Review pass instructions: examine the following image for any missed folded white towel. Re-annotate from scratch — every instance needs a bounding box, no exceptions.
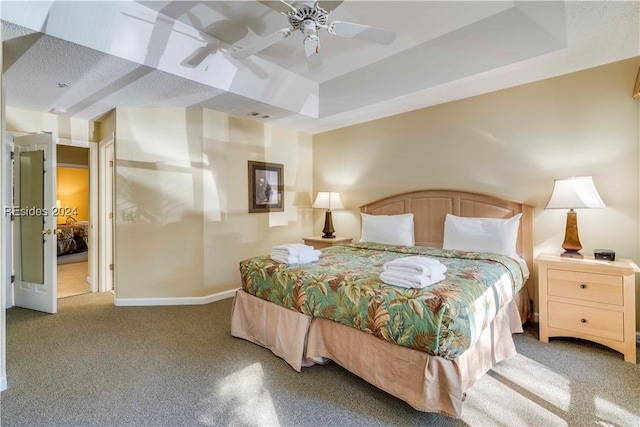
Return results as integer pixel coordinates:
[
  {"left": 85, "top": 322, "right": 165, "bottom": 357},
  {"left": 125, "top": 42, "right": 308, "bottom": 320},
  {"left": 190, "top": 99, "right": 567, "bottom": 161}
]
[
  {"left": 270, "top": 243, "right": 321, "bottom": 264},
  {"left": 380, "top": 270, "right": 446, "bottom": 289},
  {"left": 383, "top": 256, "right": 447, "bottom": 276},
  {"left": 271, "top": 243, "right": 318, "bottom": 258},
  {"left": 270, "top": 253, "right": 320, "bottom": 264},
  {"left": 383, "top": 262, "right": 447, "bottom": 276}
]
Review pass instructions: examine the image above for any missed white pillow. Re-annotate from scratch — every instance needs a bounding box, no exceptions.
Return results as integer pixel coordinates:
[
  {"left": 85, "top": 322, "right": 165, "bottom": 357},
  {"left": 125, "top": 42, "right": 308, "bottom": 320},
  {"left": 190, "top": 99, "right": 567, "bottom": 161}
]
[
  {"left": 359, "top": 213, "right": 415, "bottom": 246},
  {"left": 442, "top": 213, "right": 522, "bottom": 257}
]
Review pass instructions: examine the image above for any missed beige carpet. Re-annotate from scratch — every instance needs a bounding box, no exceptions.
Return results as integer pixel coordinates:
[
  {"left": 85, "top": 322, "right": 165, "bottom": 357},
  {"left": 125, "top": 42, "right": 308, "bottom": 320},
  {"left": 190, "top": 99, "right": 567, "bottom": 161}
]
[{"left": 1, "top": 292, "right": 639, "bottom": 426}]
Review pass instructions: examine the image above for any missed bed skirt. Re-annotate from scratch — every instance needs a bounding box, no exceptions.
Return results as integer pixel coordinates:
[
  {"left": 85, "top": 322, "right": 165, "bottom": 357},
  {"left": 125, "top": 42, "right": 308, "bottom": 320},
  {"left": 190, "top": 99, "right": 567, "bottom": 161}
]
[{"left": 230, "top": 289, "right": 523, "bottom": 418}]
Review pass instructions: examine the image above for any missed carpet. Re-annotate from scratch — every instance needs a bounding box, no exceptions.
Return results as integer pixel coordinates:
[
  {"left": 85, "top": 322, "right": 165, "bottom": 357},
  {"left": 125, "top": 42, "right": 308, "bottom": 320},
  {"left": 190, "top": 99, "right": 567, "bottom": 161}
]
[{"left": 1, "top": 292, "right": 639, "bottom": 426}]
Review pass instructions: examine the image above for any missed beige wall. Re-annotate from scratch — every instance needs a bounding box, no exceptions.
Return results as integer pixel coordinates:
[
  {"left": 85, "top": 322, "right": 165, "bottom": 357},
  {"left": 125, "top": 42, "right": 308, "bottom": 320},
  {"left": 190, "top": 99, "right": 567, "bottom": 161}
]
[
  {"left": 313, "top": 58, "right": 640, "bottom": 328},
  {"left": 98, "top": 109, "right": 116, "bottom": 141},
  {"left": 5, "top": 107, "right": 98, "bottom": 142},
  {"left": 114, "top": 107, "right": 313, "bottom": 299}
]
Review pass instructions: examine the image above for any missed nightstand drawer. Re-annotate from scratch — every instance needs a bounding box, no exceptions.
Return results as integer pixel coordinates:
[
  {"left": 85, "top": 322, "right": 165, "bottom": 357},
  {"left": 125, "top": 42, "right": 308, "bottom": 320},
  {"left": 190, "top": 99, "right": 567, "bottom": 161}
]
[
  {"left": 548, "top": 301, "right": 624, "bottom": 342},
  {"left": 547, "top": 269, "right": 623, "bottom": 305}
]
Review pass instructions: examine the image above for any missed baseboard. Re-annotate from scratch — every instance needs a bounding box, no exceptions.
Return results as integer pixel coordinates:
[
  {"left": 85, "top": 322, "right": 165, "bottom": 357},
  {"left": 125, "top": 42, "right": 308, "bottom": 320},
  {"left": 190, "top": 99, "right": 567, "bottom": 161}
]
[
  {"left": 1, "top": 375, "right": 7, "bottom": 391},
  {"left": 114, "top": 288, "right": 238, "bottom": 307}
]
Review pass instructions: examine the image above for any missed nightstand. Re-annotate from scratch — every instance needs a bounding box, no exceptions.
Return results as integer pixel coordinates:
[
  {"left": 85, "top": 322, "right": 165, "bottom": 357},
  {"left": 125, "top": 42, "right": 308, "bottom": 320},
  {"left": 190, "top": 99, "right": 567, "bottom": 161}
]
[
  {"left": 303, "top": 236, "right": 352, "bottom": 250},
  {"left": 537, "top": 253, "right": 638, "bottom": 363}
]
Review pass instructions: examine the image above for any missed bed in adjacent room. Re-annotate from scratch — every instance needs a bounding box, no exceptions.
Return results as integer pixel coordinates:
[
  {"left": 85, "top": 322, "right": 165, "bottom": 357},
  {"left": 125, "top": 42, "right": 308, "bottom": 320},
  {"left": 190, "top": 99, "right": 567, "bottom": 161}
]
[{"left": 231, "top": 190, "right": 533, "bottom": 418}]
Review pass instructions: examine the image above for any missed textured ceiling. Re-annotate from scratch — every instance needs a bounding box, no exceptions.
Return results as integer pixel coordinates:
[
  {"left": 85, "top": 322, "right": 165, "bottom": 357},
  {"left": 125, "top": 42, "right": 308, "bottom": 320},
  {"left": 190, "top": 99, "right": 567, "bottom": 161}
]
[{"left": 2, "top": 1, "right": 639, "bottom": 134}]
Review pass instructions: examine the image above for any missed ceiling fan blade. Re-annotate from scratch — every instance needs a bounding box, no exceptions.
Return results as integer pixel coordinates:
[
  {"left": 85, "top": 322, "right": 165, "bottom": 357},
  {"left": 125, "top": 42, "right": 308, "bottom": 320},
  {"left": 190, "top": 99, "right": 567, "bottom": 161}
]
[
  {"left": 328, "top": 21, "right": 396, "bottom": 45},
  {"left": 316, "top": 1, "right": 344, "bottom": 13},
  {"left": 181, "top": 44, "right": 217, "bottom": 67},
  {"left": 259, "top": 1, "right": 296, "bottom": 14},
  {"left": 304, "top": 35, "right": 323, "bottom": 73},
  {"left": 231, "top": 28, "right": 291, "bottom": 60}
]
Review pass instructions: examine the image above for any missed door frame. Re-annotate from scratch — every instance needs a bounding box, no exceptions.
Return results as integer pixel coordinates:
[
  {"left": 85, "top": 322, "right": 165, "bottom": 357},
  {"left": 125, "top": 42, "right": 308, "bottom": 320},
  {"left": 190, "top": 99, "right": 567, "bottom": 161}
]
[
  {"left": 56, "top": 137, "right": 99, "bottom": 293},
  {"left": 98, "top": 133, "right": 114, "bottom": 293}
]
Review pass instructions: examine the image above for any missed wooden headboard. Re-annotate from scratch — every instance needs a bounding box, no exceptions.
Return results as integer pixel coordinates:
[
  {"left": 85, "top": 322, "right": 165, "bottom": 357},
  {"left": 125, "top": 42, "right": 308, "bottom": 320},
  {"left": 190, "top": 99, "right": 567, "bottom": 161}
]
[{"left": 360, "top": 190, "right": 534, "bottom": 278}]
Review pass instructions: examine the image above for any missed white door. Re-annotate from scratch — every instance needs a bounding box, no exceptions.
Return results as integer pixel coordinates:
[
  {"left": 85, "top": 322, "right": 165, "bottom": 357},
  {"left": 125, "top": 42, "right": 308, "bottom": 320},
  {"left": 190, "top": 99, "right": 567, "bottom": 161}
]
[{"left": 13, "top": 133, "right": 57, "bottom": 314}]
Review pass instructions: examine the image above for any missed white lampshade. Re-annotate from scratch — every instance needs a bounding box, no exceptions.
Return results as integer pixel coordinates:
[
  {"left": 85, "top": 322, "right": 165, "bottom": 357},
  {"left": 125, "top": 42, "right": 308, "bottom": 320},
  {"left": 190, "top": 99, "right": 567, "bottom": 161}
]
[
  {"left": 545, "top": 176, "right": 605, "bottom": 210},
  {"left": 312, "top": 191, "right": 344, "bottom": 211}
]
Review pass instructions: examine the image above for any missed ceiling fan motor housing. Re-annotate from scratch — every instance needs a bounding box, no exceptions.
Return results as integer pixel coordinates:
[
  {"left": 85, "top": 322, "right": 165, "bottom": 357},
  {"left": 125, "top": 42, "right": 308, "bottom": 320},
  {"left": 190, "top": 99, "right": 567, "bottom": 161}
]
[{"left": 288, "top": 5, "right": 328, "bottom": 33}]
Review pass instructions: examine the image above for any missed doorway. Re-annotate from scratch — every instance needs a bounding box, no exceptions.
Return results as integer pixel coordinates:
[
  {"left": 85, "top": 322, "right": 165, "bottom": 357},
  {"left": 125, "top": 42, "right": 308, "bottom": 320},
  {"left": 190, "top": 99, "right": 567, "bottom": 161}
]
[
  {"left": 56, "top": 145, "right": 90, "bottom": 298},
  {"left": 7, "top": 133, "right": 105, "bottom": 309}
]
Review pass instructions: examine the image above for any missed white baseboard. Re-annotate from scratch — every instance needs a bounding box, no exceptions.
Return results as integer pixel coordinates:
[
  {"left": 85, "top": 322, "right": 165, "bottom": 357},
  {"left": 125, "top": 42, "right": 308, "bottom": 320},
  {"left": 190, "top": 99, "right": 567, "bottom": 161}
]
[
  {"left": 114, "top": 288, "right": 238, "bottom": 307},
  {"left": 1, "top": 375, "right": 7, "bottom": 391}
]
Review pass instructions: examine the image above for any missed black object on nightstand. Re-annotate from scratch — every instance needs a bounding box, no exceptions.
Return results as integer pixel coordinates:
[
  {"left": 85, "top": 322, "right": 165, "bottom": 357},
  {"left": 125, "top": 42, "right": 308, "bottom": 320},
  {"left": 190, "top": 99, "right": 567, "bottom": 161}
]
[{"left": 594, "top": 249, "right": 615, "bottom": 261}]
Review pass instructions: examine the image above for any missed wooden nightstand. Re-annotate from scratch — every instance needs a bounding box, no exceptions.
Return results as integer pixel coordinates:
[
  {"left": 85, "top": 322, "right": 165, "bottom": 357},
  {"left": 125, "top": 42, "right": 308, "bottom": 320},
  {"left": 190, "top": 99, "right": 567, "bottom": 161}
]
[
  {"left": 303, "top": 236, "right": 352, "bottom": 250},
  {"left": 537, "top": 253, "right": 639, "bottom": 363}
]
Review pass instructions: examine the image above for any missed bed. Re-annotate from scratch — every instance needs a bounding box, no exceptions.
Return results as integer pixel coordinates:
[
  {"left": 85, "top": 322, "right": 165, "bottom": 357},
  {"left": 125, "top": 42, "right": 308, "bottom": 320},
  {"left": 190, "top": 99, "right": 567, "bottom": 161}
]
[
  {"left": 231, "top": 190, "right": 533, "bottom": 417},
  {"left": 56, "top": 220, "right": 89, "bottom": 256}
]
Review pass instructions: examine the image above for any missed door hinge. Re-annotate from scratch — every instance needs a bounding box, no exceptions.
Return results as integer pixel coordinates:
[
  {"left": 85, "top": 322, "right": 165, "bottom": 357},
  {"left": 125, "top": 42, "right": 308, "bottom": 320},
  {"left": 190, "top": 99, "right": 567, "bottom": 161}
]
[
  {"left": 109, "top": 212, "right": 113, "bottom": 219},
  {"left": 10, "top": 151, "right": 14, "bottom": 160},
  {"left": 11, "top": 274, "right": 15, "bottom": 283},
  {"left": 109, "top": 160, "right": 113, "bottom": 167},
  {"left": 109, "top": 263, "right": 114, "bottom": 271}
]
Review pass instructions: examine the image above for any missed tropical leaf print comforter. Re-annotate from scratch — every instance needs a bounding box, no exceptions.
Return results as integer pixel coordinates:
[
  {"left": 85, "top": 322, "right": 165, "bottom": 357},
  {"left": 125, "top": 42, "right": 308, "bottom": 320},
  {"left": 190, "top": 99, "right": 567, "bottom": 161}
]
[{"left": 239, "top": 242, "right": 525, "bottom": 360}]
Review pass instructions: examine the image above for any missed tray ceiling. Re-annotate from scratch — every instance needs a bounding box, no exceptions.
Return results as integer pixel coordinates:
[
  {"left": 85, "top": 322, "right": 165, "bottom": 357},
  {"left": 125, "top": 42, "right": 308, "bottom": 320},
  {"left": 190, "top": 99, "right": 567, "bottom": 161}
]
[{"left": 2, "top": 1, "right": 638, "bottom": 134}]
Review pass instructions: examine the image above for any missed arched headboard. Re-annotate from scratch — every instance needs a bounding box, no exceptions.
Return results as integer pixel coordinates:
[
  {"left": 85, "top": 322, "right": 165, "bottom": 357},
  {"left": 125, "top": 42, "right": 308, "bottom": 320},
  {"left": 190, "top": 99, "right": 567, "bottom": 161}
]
[{"left": 360, "top": 189, "right": 534, "bottom": 285}]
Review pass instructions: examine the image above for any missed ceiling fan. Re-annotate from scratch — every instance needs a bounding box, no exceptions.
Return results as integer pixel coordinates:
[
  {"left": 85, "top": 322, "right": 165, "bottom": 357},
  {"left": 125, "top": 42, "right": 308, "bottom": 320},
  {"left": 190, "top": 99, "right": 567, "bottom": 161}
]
[{"left": 231, "top": 0, "right": 396, "bottom": 72}]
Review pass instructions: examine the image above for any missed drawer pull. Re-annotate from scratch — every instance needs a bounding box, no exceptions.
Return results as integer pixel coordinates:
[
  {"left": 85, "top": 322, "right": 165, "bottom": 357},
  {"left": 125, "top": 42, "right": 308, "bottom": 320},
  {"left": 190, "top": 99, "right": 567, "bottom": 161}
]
[
  {"left": 579, "top": 284, "right": 587, "bottom": 289},
  {"left": 580, "top": 318, "right": 587, "bottom": 323}
]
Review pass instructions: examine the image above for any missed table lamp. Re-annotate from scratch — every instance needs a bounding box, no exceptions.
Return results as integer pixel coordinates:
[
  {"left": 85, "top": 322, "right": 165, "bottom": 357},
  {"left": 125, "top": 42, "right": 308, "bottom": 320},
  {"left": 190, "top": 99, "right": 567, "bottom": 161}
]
[
  {"left": 545, "top": 176, "right": 605, "bottom": 258},
  {"left": 312, "top": 191, "right": 344, "bottom": 238}
]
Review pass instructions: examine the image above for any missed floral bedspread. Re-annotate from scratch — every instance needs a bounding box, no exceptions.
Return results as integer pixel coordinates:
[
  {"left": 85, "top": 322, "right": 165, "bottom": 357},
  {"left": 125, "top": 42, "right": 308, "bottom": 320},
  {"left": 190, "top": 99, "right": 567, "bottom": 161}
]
[{"left": 239, "top": 242, "right": 525, "bottom": 359}]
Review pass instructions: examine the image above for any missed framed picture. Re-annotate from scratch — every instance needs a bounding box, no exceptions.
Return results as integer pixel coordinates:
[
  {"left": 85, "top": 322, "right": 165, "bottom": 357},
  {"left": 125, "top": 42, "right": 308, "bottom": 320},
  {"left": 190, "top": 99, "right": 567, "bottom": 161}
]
[
  {"left": 634, "top": 66, "right": 640, "bottom": 99},
  {"left": 248, "top": 161, "right": 284, "bottom": 213}
]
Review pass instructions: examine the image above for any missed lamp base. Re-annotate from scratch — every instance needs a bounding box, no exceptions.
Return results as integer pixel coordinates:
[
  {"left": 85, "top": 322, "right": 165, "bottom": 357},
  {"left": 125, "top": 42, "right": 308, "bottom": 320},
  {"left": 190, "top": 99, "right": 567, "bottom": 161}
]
[
  {"left": 560, "top": 250, "right": 583, "bottom": 259},
  {"left": 561, "top": 210, "right": 583, "bottom": 257},
  {"left": 321, "top": 211, "right": 336, "bottom": 239}
]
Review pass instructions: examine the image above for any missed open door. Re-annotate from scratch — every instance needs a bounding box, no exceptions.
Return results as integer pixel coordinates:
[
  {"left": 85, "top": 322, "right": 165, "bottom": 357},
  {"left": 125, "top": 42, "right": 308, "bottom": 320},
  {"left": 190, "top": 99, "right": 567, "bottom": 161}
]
[{"left": 13, "top": 133, "right": 57, "bottom": 314}]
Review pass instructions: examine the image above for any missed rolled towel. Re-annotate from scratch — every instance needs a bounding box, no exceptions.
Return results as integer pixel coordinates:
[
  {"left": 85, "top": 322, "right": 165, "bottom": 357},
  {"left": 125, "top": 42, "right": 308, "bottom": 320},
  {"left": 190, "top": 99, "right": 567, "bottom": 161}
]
[
  {"left": 380, "top": 270, "right": 446, "bottom": 289},
  {"left": 383, "top": 256, "right": 447, "bottom": 276}
]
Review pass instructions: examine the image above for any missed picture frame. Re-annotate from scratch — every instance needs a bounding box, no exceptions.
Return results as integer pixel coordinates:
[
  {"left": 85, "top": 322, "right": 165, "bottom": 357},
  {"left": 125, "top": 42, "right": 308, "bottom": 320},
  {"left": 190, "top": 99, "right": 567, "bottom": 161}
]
[
  {"left": 248, "top": 161, "right": 284, "bottom": 213},
  {"left": 634, "top": 66, "right": 640, "bottom": 100}
]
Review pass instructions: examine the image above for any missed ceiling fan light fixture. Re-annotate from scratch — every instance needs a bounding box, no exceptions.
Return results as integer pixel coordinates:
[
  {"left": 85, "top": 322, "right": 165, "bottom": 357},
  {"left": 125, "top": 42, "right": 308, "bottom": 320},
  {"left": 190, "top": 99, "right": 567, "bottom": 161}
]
[{"left": 301, "top": 19, "right": 317, "bottom": 36}]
